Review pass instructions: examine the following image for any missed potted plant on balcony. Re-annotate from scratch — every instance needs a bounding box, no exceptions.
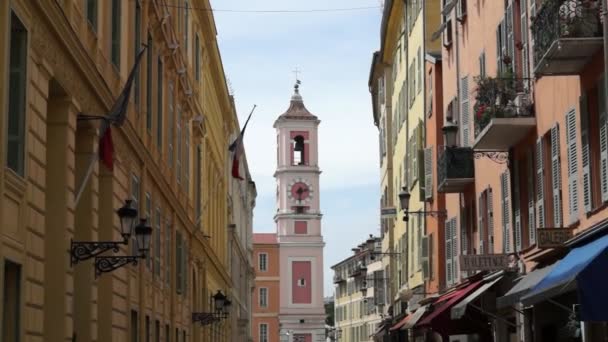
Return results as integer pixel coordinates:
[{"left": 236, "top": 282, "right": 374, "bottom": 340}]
[
  {"left": 559, "top": 0, "right": 600, "bottom": 38},
  {"left": 473, "top": 69, "right": 518, "bottom": 135}
]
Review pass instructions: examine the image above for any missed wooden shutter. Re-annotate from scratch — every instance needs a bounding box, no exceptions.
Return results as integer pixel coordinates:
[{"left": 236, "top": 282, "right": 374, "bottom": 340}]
[
  {"left": 424, "top": 148, "right": 433, "bottom": 201},
  {"left": 460, "top": 205, "right": 468, "bottom": 254},
  {"left": 520, "top": 0, "right": 530, "bottom": 80},
  {"left": 451, "top": 218, "right": 458, "bottom": 280},
  {"left": 580, "top": 93, "right": 592, "bottom": 213},
  {"left": 550, "top": 124, "right": 563, "bottom": 227},
  {"left": 445, "top": 219, "right": 453, "bottom": 285},
  {"left": 506, "top": 3, "right": 515, "bottom": 71},
  {"left": 536, "top": 138, "right": 546, "bottom": 228},
  {"left": 478, "top": 192, "right": 485, "bottom": 254},
  {"left": 565, "top": 110, "right": 579, "bottom": 224},
  {"left": 496, "top": 20, "right": 504, "bottom": 74},
  {"left": 487, "top": 188, "right": 495, "bottom": 253},
  {"left": 182, "top": 238, "right": 187, "bottom": 293},
  {"left": 501, "top": 171, "right": 511, "bottom": 253},
  {"left": 599, "top": 75, "right": 608, "bottom": 202},
  {"left": 527, "top": 149, "right": 536, "bottom": 244},
  {"left": 176, "top": 232, "right": 183, "bottom": 293},
  {"left": 460, "top": 76, "right": 470, "bottom": 147},
  {"left": 513, "top": 159, "right": 522, "bottom": 251},
  {"left": 421, "top": 235, "right": 430, "bottom": 279}
]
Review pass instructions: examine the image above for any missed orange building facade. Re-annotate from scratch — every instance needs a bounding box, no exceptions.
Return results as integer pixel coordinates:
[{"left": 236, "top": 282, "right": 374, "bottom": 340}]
[{"left": 252, "top": 233, "right": 281, "bottom": 342}]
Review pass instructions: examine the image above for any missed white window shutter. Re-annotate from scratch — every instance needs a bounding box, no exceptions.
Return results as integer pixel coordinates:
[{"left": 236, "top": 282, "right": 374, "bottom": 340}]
[
  {"left": 478, "top": 193, "right": 485, "bottom": 254},
  {"left": 421, "top": 235, "right": 429, "bottom": 280},
  {"left": 487, "top": 188, "right": 495, "bottom": 253},
  {"left": 550, "top": 124, "right": 563, "bottom": 227},
  {"left": 513, "top": 159, "right": 522, "bottom": 251},
  {"left": 451, "top": 218, "right": 458, "bottom": 281},
  {"left": 461, "top": 76, "right": 470, "bottom": 147},
  {"left": 500, "top": 171, "right": 511, "bottom": 253},
  {"left": 580, "top": 93, "right": 592, "bottom": 213},
  {"left": 565, "top": 110, "right": 579, "bottom": 224},
  {"left": 460, "top": 206, "right": 468, "bottom": 254},
  {"left": 536, "top": 138, "right": 546, "bottom": 228},
  {"left": 445, "top": 219, "right": 453, "bottom": 285},
  {"left": 424, "top": 148, "right": 433, "bottom": 201},
  {"left": 599, "top": 75, "right": 608, "bottom": 202},
  {"left": 527, "top": 149, "right": 537, "bottom": 244}
]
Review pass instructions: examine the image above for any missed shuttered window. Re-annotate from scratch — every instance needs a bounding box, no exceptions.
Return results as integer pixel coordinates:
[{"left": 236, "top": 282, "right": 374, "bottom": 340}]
[
  {"left": 165, "top": 221, "right": 171, "bottom": 286},
  {"left": 581, "top": 93, "right": 592, "bottom": 213},
  {"left": 154, "top": 208, "right": 161, "bottom": 278},
  {"left": 424, "top": 148, "right": 433, "bottom": 201},
  {"left": 445, "top": 218, "right": 456, "bottom": 286},
  {"left": 478, "top": 192, "right": 485, "bottom": 254},
  {"left": 487, "top": 188, "right": 495, "bottom": 253},
  {"left": 460, "top": 76, "right": 470, "bottom": 146},
  {"left": 176, "top": 231, "right": 183, "bottom": 294},
  {"left": 600, "top": 76, "right": 608, "bottom": 202},
  {"left": 513, "top": 159, "right": 522, "bottom": 251},
  {"left": 565, "top": 110, "right": 579, "bottom": 224},
  {"left": 7, "top": 13, "right": 27, "bottom": 176},
  {"left": 500, "top": 171, "right": 511, "bottom": 253},
  {"left": 146, "top": 34, "right": 153, "bottom": 132},
  {"left": 527, "top": 148, "right": 536, "bottom": 244},
  {"left": 111, "top": 0, "right": 121, "bottom": 68},
  {"left": 536, "top": 138, "right": 546, "bottom": 228},
  {"left": 550, "top": 124, "right": 563, "bottom": 227}
]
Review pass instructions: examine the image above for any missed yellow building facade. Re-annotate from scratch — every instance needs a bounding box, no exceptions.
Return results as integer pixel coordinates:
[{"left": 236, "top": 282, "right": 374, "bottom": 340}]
[{"left": 0, "top": 1, "right": 252, "bottom": 341}]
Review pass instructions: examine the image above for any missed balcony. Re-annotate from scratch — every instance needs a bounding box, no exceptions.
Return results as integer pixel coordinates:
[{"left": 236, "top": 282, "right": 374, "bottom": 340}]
[
  {"left": 349, "top": 265, "right": 367, "bottom": 278},
  {"left": 473, "top": 77, "right": 536, "bottom": 150},
  {"left": 333, "top": 274, "right": 346, "bottom": 284},
  {"left": 532, "top": 0, "right": 603, "bottom": 76},
  {"left": 437, "top": 146, "right": 475, "bottom": 193}
]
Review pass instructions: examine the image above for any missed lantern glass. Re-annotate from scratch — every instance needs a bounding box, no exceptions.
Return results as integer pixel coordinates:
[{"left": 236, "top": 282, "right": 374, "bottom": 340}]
[
  {"left": 398, "top": 187, "right": 411, "bottom": 212},
  {"left": 213, "top": 291, "right": 227, "bottom": 312},
  {"left": 134, "top": 218, "right": 152, "bottom": 254},
  {"left": 442, "top": 122, "right": 459, "bottom": 147},
  {"left": 117, "top": 200, "right": 138, "bottom": 239}
]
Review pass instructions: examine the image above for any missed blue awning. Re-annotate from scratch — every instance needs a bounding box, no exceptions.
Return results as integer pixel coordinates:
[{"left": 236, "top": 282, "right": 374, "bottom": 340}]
[{"left": 521, "top": 233, "right": 608, "bottom": 321}]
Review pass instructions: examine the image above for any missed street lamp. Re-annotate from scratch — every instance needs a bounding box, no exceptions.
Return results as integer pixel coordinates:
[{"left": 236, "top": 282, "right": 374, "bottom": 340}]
[
  {"left": 398, "top": 187, "right": 447, "bottom": 222},
  {"left": 94, "top": 218, "right": 152, "bottom": 277},
  {"left": 70, "top": 199, "right": 138, "bottom": 265},
  {"left": 192, "top": 290, "right": 232, "bottom": 326}
]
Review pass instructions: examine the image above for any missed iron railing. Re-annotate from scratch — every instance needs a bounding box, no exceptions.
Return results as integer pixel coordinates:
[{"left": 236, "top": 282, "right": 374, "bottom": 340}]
[
  {"left": 531, "top": 0, "right": 602, "bottom": 66},
  {"left": 474, "top": 77, "right": 534, "bottom": 135},
  {"left": 333, "top": 274, "right": 346, "bottom": 283},
  {"left": 437, "top": 146, "right": 474, "bottom": 187}
]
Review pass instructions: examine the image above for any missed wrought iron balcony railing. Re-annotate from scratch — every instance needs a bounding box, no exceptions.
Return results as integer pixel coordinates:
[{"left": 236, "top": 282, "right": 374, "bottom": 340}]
[
  {"left": 437, "top": 146, "right": 474, "bottom": 193},
  {"left": 474, "top": 77, "right": 534, "bottom": 136},
  {"left": 349, "top": 265, "right": 367, "bottom": 278},
  {"left": 532, "top": 0, "right": 602, "bottom": 70},
  {"left": 333, "top": 274, "right": 346, "bottom": 283}
]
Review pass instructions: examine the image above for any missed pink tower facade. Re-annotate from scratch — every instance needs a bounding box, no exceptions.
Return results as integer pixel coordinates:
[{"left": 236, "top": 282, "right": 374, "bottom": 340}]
[{"left": 274, "top": 83, "right": 326, "bottom": 342}]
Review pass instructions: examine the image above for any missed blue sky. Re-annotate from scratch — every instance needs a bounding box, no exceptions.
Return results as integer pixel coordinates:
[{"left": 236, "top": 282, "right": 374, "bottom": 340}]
[{"left": 212, "top": 0, "right": 383, "bottom": 295}]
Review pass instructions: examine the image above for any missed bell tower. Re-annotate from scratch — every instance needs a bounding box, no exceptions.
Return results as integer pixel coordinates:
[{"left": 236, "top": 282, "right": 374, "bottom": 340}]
[{"left": 274, "top": 82, "right": 326, "bottom": 342}]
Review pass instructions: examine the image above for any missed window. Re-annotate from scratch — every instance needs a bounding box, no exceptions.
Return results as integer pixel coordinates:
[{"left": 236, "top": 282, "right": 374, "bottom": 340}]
[
  {"left": 195, "top": 145, "right": 202, "bottom": 226},
  {"left": 131, "top": 175, "right": 140, "bottom": 256},
  {"left": 111, "top": 0, "right": 121, "bottom": 68},
  {"left": 479, "top": 51, "right": 486, "bottom": 78},
  {"left": 195, "top": 35, "right": 200, "bottom": 81},
  {"left": 146, "top": 34, "right": 153, "bottom": 132},
  {"left": 184, "top": 1, "right": 189, "bottom": 53},
  {"left": 7, "top": 12, "right": 28, "bottom": 176},
  {"left": 258, "top": 253, "right": 268, "bottom": 272},
  {"left": 157, "top": 57, "right": 163, "bottom": 148},
  {"left": 445, "top": 217, "right": 458, "bottom": 286},
  {"left": 417, "top": 47, "right": 422, "bottom": 94},
  {"left": 259, "top": 324, "right": 268, "bottom": 342},
  {"left": 182, "top": 331, "right": 186, "bottom": 342},
  {"left": 176, "top": 108, "right": 182, "bottom": 183},
  {"left": 293, "top": 136, "right": 305, "bottom": 165},
  {"left": 176, "top": 231, "right": 183, "bottom": 294},
  {"left": 259, "top": 288, "right": 268, "bottom": 307},
  {"left": 86, "top": 0, "right": 97, "bottom": 31},
  {"left": 185, "top": 124, "right": 190, "bottom": 193},
  {"left": 500, "top": 171, "right": 512, "bottom": 253},
  {"left": 2, "top": 260, "right": 20, "bottom": 342},
  {"left": 294, "top": 221, "right": 307, "bottom": 234},
  {"left": 168, "top": 83, "right": 174, "bottom": 167},
  {"left": 145, "top": 193, "right": 152, "bottom": 269},
  {"left": 145, "top": 315, "right": 150, "bottom": 342},
  {"left": 165, "top": 221, "right": 171, "bottom": 286},
  {"left": 165, "top": 324, "right": 170, "bottom": 342},
  {"left": 134, "top": 2, "right": 141, "bottom": 107},
  {"left": 155, "top": 208, "right": 161, "bottom": 278},
  {"left": 130, "top": 310, "right": 138, "bottom": 342},
  {"left": 298, "top": 278, "right": 306, "bottom": 287},
  {"left": 155, "top": 320, "right": 160, "bottom": 342}
]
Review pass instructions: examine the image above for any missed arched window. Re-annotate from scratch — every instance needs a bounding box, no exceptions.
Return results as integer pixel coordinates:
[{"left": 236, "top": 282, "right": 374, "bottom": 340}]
[{"left": 293, "top": 135, "right": 306, "bottom": 165}]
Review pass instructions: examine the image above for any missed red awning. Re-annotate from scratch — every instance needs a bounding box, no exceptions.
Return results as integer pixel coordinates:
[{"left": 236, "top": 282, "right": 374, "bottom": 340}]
[
  {"left": 389, "top": 312, "right": 414, "bottom": 331},
  {"left": 416, "top": 280, "right": 483, "bottom": 327}
]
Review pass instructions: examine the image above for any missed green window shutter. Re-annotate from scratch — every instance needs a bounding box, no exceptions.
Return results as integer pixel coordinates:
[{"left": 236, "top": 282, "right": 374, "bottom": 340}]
[
  {"left": 550, "top": 124, "right": 563, "bottom": 227},
  {"left": 580, "top": 93, "right": 592, "bottom": 213},
  {"left": 424, "top": 147, "right": 433, "bottom": 201},
  {"left": 565, "top": 110, "right": 579, "bottom": 224}
]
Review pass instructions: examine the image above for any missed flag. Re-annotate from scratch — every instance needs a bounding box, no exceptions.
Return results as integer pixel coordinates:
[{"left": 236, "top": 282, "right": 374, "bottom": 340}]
[
  {"left": 98, "top": 46, "right": 147, "bottom": 170},
  {"left": 228, "top": 105, "right": 256, "bottom": 180}
]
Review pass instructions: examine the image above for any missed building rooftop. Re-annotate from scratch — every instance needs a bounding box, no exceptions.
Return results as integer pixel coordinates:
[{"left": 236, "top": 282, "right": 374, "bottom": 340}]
[
  {"left": 253, "top": 233, "right": 278, "bottom": 244},
  {"left": 276, "top": 81, "right": 318, "bottom": 121}
]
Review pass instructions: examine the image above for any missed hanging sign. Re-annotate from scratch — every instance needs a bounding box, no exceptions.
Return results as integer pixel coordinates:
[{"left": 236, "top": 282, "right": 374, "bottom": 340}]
[
  {"left": 537, "top": 228, "right": 574, "bottom": 249},
  {"left": 460, "top": 254, "right": 510, "bottom": 272}
]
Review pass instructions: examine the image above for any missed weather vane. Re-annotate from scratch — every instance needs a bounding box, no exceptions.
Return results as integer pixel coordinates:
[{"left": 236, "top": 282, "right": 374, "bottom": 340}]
[{"left": 293, "top": 67, "right": 302, "bottom": 93}]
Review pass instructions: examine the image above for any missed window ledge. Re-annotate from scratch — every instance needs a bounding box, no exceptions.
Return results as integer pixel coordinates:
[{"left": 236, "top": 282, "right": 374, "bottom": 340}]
[
  {"left": 586, "top": 202, "right": 608, "bottom": 218},
  {"left": 567, "top": 220, "right": 580, "bottom": 230}
]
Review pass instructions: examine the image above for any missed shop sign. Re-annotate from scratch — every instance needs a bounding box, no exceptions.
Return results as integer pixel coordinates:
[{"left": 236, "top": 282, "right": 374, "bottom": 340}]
[
  {"left": 460, "top": 254, "right": 510, "bottom": 272},
  {"left": 381, "top": 207, "right": 397, "bottom": 218},
  {"left": 537, "top": 228, "right": 574, "bottom": 248}
]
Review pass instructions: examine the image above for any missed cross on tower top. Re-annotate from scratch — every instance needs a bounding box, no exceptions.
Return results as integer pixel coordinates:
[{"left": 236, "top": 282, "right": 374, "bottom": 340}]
[{"left": 292, "top": 67, "right": 302, "bottom": 82}]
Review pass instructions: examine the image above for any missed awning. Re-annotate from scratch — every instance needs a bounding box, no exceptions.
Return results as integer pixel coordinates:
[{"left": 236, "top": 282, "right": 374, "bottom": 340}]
[
  {"left": 416, "top": 280, "right": 483, "bottom": 327},
  {"left": 521, "top": 233, "right": 608, "bottom": 321},
  {"left": 401, "top": 305, "right": 429, "bottom": 330},
  {"left": 451, "top": 273, "right": 504, "bottom": 319},
  {"left": 496, "top": 264, "right": 556, "bottom": 309},
  {"left": 390, "top": 312, "right": 414, "bottom": 331}
]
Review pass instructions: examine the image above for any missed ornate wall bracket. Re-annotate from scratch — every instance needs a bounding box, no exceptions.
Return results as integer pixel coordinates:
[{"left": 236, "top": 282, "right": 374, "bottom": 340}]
[
  {"left": 94, "top": 255, "right": 143, "bottom": 277},
  {"left": 473, "top": 151, "right": 509, "bottom": 165},
  {"left": 70, "top": 239, "right": 126, "bottom": 266}
]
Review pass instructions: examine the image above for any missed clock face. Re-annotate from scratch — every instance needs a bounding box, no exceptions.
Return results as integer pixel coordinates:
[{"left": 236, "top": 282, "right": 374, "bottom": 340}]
[{"left": 287, "top": 178, "right": 314, "bottom": 204}]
